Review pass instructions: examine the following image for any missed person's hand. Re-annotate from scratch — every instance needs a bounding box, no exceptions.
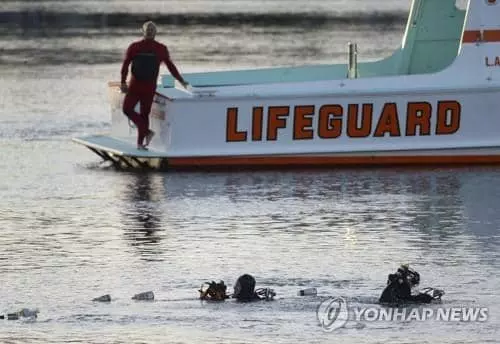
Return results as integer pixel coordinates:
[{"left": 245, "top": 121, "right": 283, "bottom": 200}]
[
  {"left": 180, "top": 79, "right": 190, "bottom": 89},
  {"left": 120, "top": 82, "right": 128, "bottom": 94}
]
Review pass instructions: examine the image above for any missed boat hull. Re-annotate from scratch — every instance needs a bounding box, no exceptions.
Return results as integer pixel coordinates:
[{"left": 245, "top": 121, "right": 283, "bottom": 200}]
[{"left": 72, "top": 133, "right": 500, "bottom": 171}]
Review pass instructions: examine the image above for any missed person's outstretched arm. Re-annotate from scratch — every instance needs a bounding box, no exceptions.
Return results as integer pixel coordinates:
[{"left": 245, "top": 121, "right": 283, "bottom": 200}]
[{"left": 163, "top": 47, "right": 188, "bottom": 87}]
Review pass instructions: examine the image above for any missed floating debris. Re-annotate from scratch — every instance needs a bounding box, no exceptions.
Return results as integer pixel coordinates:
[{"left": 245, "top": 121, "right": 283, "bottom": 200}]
[
  {"left": 7, "top": 313, "right": 19, "bottom": 320},
  {"left": 19, "top": 308, "right": 39, "bottom": 318},
  {"left": 132, "top": 291, "right": 154, "bottom": 301},
  {"left": 5, "top": 308, "right": 39, "bottom": 320},
  {"left": 298, "top": 288, "right": 317, "bottom": 296},
  {"left": 93, "top": 294, "right": 112, "bottom": 302}
]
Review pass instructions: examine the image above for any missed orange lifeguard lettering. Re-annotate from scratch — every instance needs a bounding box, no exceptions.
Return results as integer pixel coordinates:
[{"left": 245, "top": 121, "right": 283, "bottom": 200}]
[
  {"left": 318, "top": 105, "right": 343, "bottom": 139},
  {"left": 267, "top": 106, "right": 289, "bottom": 141},
  {"left": 436, "top": 101, "right": 461, "bottom": 135},
  {"left": 406, "top": 102, "right": 432, "bottom": 136},
  {"left": 293, "top": 106, "right": 315, "bottom": 140},
  {"left": 374, "top": 103, "right": 401, "bottom": 137},
  {"left": 226, "top": 108, "right": 247, "bottom": 142},
  {"left": 347, "top": 104, "right": 372, "bottom": 138},
  {"left": 252, "top": 107, "right": 263, "bottom": 141}
]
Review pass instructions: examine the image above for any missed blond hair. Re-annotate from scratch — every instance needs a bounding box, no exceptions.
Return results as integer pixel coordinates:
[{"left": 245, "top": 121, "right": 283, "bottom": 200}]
[{"left": 142, "top": 21, "right": 157, "bottom": 39}]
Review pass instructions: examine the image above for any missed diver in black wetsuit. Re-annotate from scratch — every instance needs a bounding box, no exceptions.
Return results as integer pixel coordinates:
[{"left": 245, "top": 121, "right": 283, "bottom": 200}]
[
  {"left": 233, "top": 274, "right": 261, "bottom": 302},
  {"left": 232, "top": 274, "right": 276, "bottom": 302},
  {"left": 379, "top": 265, "right": 438, "bottom": 304},
  {"left": 199, "top": 274, "right": 276, "bottom": 302}
]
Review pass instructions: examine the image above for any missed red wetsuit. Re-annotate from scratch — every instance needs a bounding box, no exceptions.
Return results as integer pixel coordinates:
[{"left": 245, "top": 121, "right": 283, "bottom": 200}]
[{"left": 120, "top": 38, "right": 184, "bottom": 146}]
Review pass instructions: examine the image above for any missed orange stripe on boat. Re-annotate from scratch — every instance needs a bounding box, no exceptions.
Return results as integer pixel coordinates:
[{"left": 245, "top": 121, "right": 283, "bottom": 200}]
[
  {"left": 462, "top": 30, "right": 500, "bottom": 43},
  {"left": 483, "top": 30, "right": 500, "bottom": 42},
  {"left": 166, "top": 154, "right": 500, "bottom": 168}
]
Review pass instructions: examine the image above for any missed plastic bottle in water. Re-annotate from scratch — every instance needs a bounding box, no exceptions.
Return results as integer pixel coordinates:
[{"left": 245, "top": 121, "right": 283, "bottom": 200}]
[
  {"left": 6, "top": 308, "right": 39, "bottom": 320},
  {"left": 7, "top": 313, "right": 19, "bottom": 320},
  {"left": 19, "top": 308, "right": 39, "bottom": 318},
  {"left": 93, "top": 294, "right": 112, "bottom": 302},
  {"left": 132, "top": 291, "right": 155, "bottom": 301},
  {"left": 298, "top": 288, "right": 317, "bottom": 296}
]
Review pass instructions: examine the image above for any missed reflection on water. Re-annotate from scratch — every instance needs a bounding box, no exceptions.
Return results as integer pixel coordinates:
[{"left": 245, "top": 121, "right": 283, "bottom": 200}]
[
  {"left": 153, "top": 168, "right": 500, "bottom": 266},
  {"left": 120, "top": 173, "right": 164, "bottom": 260}
]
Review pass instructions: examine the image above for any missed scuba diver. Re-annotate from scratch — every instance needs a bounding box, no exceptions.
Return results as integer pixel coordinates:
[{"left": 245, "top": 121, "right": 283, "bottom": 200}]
[
  {"left": 198, "top": 274, "right": 276, "bottom": 302},
  {"left": 199, "top": 280, "right": 230, "bottom": 301},
  {"left": 379, "top": 264, "right": 444, "bottom": 305},
  {"left": 232, "top": 274, "right": 276, "bottom": 302}
]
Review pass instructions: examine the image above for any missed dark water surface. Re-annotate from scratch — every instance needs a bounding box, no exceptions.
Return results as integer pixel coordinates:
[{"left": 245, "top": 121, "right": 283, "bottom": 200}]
[{"left": 1, "top": 1, "right": 499, "bottom": 343}]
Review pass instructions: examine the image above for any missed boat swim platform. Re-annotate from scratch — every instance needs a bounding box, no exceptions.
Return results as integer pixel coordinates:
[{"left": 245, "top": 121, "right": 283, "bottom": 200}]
[
  {"left": 74, "top": 135, "right": 500, "bottom": 172},
  {"left": 73, "top": 135, "right": 170, "bottom": 170}
]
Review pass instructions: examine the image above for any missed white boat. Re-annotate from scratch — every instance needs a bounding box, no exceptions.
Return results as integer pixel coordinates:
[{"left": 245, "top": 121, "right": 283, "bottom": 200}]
[{"left": 73, "top": 0, "right": 500, "bottom": 170}]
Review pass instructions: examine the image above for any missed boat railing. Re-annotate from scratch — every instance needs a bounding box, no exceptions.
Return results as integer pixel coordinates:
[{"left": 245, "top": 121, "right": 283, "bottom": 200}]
[{"left": 347, "top": 42, "right": 359, "bottom": 79}]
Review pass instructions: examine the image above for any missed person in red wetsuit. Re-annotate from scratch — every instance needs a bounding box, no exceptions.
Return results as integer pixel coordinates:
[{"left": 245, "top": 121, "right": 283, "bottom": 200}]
[{"left": 120, "top": 21, "right": 189, "bottom": 150}]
